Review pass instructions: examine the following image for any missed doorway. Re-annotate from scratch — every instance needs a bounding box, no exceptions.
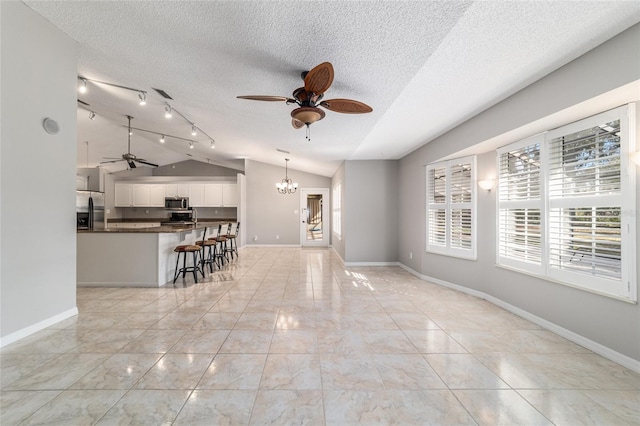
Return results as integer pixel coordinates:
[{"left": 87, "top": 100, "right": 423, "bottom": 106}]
[{"left": 300, "top": 188, "right": 329, "bottom": 247}]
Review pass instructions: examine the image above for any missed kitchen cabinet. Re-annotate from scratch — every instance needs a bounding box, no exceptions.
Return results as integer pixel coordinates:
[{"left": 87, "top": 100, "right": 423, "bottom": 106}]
[
  {"left": 165, "top": 184, "right": 190, "bottom": 198},
  {"left": 189, "top": 183, "right": 205, "bottom": 207},
  {"left": 148, "top": 185, "right": 166, "bottom": 207},
  {"left": 114, "top": 183, "right": 133, "bottom": 207},
  {"left": 204, "top": 184, "right": 223, "bottom": 207},
  {"left": 133, "top": 184, "right": 166, "bottom": 207},
  {"left": 116, "top": 183, "right": 165, "bottom": 207},
  {"left": 222, "top": 183, "right": 238, "bottom": 207},
  {"left": 116, "top": 181, "right": 237, "bottom": 207}
]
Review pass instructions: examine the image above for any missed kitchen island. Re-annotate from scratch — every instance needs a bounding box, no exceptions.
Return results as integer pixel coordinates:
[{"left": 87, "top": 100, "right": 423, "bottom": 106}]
[{"left": 77, "top": 222, "right": 230, "bottom": 287}]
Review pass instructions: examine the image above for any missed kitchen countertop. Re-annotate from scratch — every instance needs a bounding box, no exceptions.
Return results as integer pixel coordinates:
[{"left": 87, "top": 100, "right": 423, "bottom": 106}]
[{"left": 78, "top": 221, "right": 233, "bottom": 234}]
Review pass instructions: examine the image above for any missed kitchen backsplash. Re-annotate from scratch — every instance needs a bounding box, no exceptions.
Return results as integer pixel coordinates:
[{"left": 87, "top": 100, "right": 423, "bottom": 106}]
[{"left": 120, "top": 207, "right": 237, "bottom": 220}]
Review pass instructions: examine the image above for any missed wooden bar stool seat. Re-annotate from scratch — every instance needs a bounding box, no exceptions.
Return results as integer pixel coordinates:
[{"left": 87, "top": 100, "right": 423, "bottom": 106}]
[
  {"left": 195, "top": 239, "right": 217, "bottom": 273},
  {"left": 173, "top": 244, "right": 204, "bottom": 284}
]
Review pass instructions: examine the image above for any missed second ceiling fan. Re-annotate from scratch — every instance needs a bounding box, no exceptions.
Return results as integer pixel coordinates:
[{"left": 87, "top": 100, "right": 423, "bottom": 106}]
[{"left": 237, "top": 62, "right": 372, "bottom": 139}]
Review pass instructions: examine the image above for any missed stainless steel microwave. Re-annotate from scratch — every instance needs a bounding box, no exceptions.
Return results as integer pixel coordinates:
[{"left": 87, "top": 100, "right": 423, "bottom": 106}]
[{"left": 165, "top": 197, "right": 189, "bottom": 210}]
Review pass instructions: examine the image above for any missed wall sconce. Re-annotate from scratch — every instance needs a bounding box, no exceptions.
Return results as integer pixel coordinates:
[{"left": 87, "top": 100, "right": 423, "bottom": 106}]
[
  {"left": 631, "top": 152, "right": 640, "bottom": 167},
  {"left": 478, "top": 179, "right": 495, "bottom": 191}
]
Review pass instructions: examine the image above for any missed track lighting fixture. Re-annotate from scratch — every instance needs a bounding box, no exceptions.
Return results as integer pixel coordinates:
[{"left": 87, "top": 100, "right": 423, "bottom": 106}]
[
  {"left": 89, "top": 111, "right": 96, "bottom": 120},
  {"left": 166, "top": 103, "right": 216, "bottom": 146},
  {"left": 76, "top": 76, "right": 147, "bottom": 107},
  {"left": 165, "top": 105, "right": 172, "bottom": 118},
  {"left": 122, "top": 125, "right": 199, "bottom": 151},
  {"left": 78, "top": 78, "right": 88, "bottom": 93},
  {"left": 210, "top": 140, "right": 215, "bottom": 149}
]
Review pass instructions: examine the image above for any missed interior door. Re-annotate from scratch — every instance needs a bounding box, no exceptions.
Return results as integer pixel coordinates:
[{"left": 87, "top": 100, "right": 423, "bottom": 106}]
[{"left": 300, "top": 188, "right": 330, "bottom": 247}]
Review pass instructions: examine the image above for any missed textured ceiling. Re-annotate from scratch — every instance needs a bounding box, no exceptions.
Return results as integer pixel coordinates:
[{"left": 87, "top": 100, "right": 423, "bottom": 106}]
[{"left": 24, "top": 1, "right": 640, "bottom": 176}]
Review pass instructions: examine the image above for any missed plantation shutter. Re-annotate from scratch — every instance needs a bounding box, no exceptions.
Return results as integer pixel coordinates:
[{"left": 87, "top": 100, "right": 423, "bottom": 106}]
[{"left": 497, "top": 136, "right": 544, "bottom": 274}]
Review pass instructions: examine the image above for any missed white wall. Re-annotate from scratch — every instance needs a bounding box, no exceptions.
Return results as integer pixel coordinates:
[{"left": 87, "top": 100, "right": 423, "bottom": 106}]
[
  {"left": 330, "top": 162, "right": 346, "bottom": 259},
  {"left": 398, "top": 24, "right": 640, "bottom": 364},
  {"left": 245, "top": 160, "right": 330, "bottom": 245},
  {"left": 0, "top": 2, "right": 78, "bottom": 344}
]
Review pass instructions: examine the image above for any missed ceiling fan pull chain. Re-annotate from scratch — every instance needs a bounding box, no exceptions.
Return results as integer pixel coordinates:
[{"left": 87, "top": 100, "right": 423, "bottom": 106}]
[{"left": 306, "top": 124, "right": 311, "bottom": 141}]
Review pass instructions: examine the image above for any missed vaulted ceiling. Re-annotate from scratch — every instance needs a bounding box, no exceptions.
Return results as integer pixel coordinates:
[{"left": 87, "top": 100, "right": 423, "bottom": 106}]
[{"left": 24, "top": 1, "right": 640, "bottom": 176}]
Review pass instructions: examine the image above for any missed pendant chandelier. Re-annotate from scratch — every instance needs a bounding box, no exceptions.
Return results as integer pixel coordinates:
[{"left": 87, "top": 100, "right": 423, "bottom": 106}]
[{"left": 276, "top": 158, "right": 298, "bottom": 194}]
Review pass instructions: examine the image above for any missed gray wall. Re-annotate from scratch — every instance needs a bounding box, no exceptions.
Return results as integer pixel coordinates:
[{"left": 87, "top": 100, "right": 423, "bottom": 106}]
[
  {"left": 1, "top": 2, "right": 78, "bottom": 342},
  {"left": 398, "top": 24, "right": 640, "bottom": 362},
  {"left": 245, "top": 159, "right": 330, "bottom": 245},
  {"left": 152, "top": 159, "right": 242, "bottom": 177},
  {"left": 344, "top": 160, "right": 399, "bottom": 263}
]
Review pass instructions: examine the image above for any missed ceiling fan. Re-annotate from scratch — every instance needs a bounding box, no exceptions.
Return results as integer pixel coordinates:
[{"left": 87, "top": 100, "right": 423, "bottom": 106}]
[
  {"left": 100, "top": 115, "right": 158, "bottom": 169},
  {"left": 237, "top": 62, "right": 372, "bottom": 139}
]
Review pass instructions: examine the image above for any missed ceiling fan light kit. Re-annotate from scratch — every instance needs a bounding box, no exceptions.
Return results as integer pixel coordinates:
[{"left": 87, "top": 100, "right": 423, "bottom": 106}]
[{"left": 238, "top": 61, "right": 372, "bottom": 140}]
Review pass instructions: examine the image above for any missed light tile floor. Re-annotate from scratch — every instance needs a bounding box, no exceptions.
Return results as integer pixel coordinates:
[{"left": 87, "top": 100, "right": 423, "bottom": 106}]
[{"left": 1, "top": 248, "right": 639, "bottom": 425}]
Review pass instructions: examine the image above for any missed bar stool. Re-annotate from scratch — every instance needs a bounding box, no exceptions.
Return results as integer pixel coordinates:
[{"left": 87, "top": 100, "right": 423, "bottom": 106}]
[
  {"left": 195, "top": 227, "right": 217, "bottom": 273},
  {"left": 208, "top": 224, "right": 228, "bottom": 267},
  {"left": 173, "top": 244, "right": 204, "bottom": 284},
  {"left": 224, "top": 222, "right": 240, "bottom": 260}
]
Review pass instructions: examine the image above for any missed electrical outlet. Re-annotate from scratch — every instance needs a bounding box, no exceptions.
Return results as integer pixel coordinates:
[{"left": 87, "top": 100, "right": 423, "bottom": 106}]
[
  {"left": 253, "top": 235, "right": 258, "bottom": 242},
  {"left": 409, "top": 252, "right": 413, "bottom": 260},
  {"left": 276, "top": 235, "right": 279, "bottom": 240}
]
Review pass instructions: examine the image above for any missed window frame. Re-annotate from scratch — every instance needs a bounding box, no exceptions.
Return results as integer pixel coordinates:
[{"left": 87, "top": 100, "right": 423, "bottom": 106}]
[
  {"left": 426, "top": 155, "right": 477, "bottom": 260},
  {"left": 496, "top": 104, "right": 636, "bottom": 302}
]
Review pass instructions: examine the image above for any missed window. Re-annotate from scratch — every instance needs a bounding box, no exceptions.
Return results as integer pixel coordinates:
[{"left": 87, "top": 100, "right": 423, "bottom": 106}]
[
  {"left": 426, "top": 156, "right": 476, "bottom": 259},
  {"left": 332, "top": 183, "right": 342, "bottom": 239},
  {"left": 497, "top": 105, "right": 636, "bottom": 301}
]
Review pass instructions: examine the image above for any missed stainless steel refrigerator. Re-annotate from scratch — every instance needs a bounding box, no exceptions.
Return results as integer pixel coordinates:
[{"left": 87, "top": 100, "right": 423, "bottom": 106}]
[{"left": 76, "top": 190, "right": 105, "bottom": 230}]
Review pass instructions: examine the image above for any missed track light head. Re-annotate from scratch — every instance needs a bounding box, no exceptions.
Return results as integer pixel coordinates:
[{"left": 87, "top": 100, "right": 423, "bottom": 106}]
[
  {"left": 191, "top": 125, "right": 197, "bottom": 136},
  {"left": 160, "top": 135, "right": 165, "bottom": 143},
  {"left": 89, "top": 111, "right": 96, "bottom": 120},
  {"left": 210, "top": 140, "right": 215, "bottom": 149},
  {"left": 189, "top": 141, "right": 194, "bottom": 149},
  {"left": 138, "top": 92, "right": 147, "bottom": 106},
  {"left": 165, "top": 105, "right": 172, "bottom": 118},
  {"left": 78, "top": 78, "right": 87, "bottom": 93}
]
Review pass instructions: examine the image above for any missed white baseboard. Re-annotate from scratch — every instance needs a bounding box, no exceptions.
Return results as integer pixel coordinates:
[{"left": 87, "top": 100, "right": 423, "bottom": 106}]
[
  {"left": 0, "top": 307, "right": 79, "bottom": 348},
  {"left": 397, "top": 263, "right": 640, "bottom": 374},
  {"left": 344, "top": 261, "right": 400, "bottom": 267},
  {"left": 247, "top": 244, "right": 301, "bottom": 248}
]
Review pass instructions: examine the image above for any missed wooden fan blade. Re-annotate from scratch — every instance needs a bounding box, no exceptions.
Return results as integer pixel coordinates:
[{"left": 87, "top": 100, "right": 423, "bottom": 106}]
[
  {"left": 304, "top": 62, "right": 334, "bottom": 95},
  {"left": 319, "top": 99, "right": 373, "bottom": 114},
  {"left": 100, "top": 159, "right": 121, "bottom": 164},
  {"left": 291, "top": 118, "right": 305, "bottom": 129},
  {"left": 136, "top": 159, "right": 159, "bottom": 167},
  {"left": 128, "top": 160, "right": 137, "bottom": 169},
  {"left": 237, "top": 95, "right": 295, "bottom": 103}
]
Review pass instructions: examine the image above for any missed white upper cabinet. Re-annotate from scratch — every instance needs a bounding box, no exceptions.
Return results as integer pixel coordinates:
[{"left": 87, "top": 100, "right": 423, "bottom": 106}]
[
  {"left": 222, "top": 183, "right": 237, "bottom": 207},
  {"left": 149, "top": 185, "right": 166, "bottom": 207},
  {"left": 165, "top": 184, "right": 190, "bottom": 198},
  {"left": 115, "top": 181, "right": 237, "bottom": 208},
  {"left": 114, "top": 183, "right": 133, "bottom": 207},
  {"left": 189, "top": 183, "right": 205, "bottom": 207},
  {"left": 204, "top": 184, "right": 223, "bottom": 207},
  {"left": 132, "top": 184, "right": 151, "bottom": 207}
]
